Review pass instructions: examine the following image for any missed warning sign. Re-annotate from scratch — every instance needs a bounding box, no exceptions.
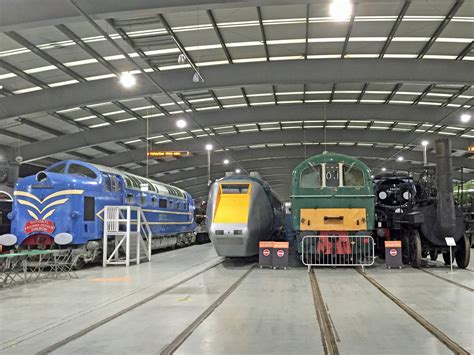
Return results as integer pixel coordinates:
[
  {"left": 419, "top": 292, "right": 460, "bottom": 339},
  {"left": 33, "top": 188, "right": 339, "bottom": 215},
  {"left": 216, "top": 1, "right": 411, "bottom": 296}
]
[
  {"left": 263, "top": 249, "right": 270, "bottom": 257},
  {"left": 277, "top": 249, "right": 285, "bottom": 257},
  {"left": 389, "top": 249, "right": 397, "bottom": 257}
]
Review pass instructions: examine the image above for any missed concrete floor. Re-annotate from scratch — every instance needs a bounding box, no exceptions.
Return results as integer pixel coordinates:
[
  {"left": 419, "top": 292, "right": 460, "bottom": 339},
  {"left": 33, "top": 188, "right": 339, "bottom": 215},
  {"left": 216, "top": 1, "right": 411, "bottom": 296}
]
[{"left": 0, "top": 244, "right": 472, "bottom": 354}]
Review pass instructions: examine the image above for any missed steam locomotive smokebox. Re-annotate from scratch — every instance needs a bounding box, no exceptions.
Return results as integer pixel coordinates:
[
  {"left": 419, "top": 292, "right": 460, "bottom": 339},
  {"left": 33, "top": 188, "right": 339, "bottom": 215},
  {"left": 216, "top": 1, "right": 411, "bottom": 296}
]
[
  {"left": 272, "top": 241, "right": 289, "bottom": 269},
  {"left": 259, "top": 241, "right": 274, "bottom": 268},
  {"left": 385, "top": 240, "right": 402, "bottom": 269}
]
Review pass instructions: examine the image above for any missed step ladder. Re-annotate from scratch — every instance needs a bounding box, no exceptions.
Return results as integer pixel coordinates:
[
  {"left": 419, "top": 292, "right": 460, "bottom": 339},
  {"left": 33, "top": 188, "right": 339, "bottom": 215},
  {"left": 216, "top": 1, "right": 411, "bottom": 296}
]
[{"left": 102, "top": 206, "right": 152, "bottom": 267}]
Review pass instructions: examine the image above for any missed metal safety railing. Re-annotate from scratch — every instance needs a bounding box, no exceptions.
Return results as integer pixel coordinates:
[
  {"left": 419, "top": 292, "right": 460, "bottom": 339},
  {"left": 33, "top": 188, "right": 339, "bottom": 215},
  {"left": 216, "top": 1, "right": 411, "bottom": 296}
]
[
  {"left": 301, "top": 235, "right": 375, "bottom": 272},
  {"left": 102, "top": 206, "right": 152, "bottom": 267}
]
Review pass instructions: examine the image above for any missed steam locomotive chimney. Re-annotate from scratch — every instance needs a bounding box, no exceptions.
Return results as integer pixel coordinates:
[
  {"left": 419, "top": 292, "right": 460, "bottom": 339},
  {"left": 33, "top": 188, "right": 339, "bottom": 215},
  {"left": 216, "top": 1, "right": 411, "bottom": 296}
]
[{"left": 435, "top": 138, "right": 456, "bottom": 237}]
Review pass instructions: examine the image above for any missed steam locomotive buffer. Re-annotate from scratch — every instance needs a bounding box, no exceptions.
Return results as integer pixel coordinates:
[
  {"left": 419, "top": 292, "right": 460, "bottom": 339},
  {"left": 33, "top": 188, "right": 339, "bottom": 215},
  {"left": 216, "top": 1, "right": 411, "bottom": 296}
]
[{"left": 0, "top": 2, "right": 473, "bottom": 354}]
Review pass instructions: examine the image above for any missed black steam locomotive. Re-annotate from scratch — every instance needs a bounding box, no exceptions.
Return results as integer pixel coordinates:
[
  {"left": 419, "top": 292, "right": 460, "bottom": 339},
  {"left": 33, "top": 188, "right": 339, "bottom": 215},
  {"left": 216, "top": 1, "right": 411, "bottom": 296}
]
[{"left": 374, "top": 138, "right": 470, "bottom": 268}]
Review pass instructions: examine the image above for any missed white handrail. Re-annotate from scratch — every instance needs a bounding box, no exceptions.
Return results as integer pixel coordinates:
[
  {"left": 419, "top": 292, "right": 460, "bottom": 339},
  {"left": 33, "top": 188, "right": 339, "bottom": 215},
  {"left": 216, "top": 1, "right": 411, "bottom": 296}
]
[{"left": 102, "top": 206, "right": 152, "bottom": 267}]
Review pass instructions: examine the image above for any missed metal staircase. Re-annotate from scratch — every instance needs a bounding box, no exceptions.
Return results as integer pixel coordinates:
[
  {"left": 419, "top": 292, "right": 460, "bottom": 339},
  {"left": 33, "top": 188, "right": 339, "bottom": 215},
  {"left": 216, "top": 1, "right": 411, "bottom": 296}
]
[{"left": 102, "top": 206, "right": 152, "bottom": 267}]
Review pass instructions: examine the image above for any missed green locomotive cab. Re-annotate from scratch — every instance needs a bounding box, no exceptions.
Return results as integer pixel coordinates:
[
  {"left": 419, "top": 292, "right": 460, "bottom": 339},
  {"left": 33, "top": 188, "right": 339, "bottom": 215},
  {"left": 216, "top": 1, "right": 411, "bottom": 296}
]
[{"left": 291, "top": 152, "right": 375, "bottom": 258}]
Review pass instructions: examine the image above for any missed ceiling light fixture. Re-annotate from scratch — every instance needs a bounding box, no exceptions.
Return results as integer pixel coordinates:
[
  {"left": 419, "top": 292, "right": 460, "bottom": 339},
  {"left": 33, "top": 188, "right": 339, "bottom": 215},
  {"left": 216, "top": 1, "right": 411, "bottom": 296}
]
[
  {"left": 381, "top": 167, "right": 386, "bottom": 172},
  {"left": 461, "top": 113, "right": 471, "bottom": 123},
  {"left": 397, "top": 156, "right": 404, "bottom": 161},
  {"left": 421, "top": 140, "right": 429, "bottom": 146},
  {"left": 119, "top": 72, "right": 136, "bottom": 88},
  {"left": 205, "top": 144, "right": 213, "bottom": 151},
  {"left": 329, "top": 0, "right": 353, "bottom": 21},
  {"left": 223, "top": 159, "right": 230, "bottom": 165},
  {"left": 177, "top": 53, "right": 186, "bottom": 64},
  {"left": 235, "top": 169, "right": 241, "bottom": 174},
  {"left": 176, "top": 119, "right": 187, "bottom": 128}
]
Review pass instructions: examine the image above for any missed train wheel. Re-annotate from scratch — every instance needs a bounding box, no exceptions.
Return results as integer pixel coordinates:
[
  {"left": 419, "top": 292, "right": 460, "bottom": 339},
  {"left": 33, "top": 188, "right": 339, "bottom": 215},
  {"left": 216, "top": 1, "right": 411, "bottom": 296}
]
[
  {"left": 455, "top": 235, "right": 470, "bottom": 269},
  {"left": 442, "top": 252, "right": 452, "bottom": 265},
  {"left": 429, "top": 250, "right": 439, "bottom": 261},
  {"left": 73, "top": 257, "right": 85, "bottom": 270},
  {"left": 411, "top": 231, "right": 422, "bottom": 268}
]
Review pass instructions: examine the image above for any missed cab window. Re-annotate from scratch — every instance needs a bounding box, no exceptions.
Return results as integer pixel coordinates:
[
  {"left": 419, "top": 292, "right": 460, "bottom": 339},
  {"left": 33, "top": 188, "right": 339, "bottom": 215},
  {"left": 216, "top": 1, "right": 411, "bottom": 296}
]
[
  {"left": 343, "top": 164, "right": 364, "bottom": 187},
  {"left": 111, "top": 175, "right": 120, "bottom": 192},
  {"left": 221, "top": 184, "right": 249, "bottom": 194},
  {"left": 300, "top": 164, "right": 322, "bottom": 188},
  {"left": 68, "top": 164, "right": 97, "bottom": 179},
  {"left": 103, "top": 174, "right": 111, "bottom": 191},
  {"left": 48, "top": 163, "right": 66, "bottom": 174}
]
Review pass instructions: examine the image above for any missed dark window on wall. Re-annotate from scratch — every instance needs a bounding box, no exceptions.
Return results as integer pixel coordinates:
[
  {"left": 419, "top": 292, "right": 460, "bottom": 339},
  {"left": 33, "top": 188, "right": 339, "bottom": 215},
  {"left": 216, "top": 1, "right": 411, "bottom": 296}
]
[
  {"left": 159, "top": 199, "right": 167, "bottom": 208},
  {"left": 140, "top": 195, "right": 146, "bottom": 205},
  {"left": 84, "top": 196, "right": 95, "bottom": 221},
  {"left": 126, "top": 193, "right": 134, "bottom": 204},
  {"left": 152, "top": 197, "right": 158, "bottom": 207}
]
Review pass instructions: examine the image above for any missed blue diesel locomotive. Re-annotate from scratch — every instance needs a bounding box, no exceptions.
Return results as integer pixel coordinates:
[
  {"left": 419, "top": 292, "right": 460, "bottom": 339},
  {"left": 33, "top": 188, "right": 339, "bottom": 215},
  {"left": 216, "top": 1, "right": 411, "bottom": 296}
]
[{"left": 0, "top": 160, "right": 196, "bottom": 266}]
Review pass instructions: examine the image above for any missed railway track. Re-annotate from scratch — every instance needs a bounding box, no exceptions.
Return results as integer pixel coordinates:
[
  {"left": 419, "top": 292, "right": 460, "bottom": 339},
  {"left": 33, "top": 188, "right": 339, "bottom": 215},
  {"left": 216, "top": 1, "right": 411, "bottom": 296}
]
[
  {"left": 34, "top": 260, "right": 254, "bottom": 355},
  {"left": 357, "top": 268, "right": 470, "bottom": 355},
  {"left": 309, "top": 270, "right": 339, "bottom": 355},
  {"left": 159, "top": 265, "right": 254, "bottom": 355},
  {"left": 35, "top": 260, "right": 226, "bottom": 355},
  {"left": 417, "top": 268, "right": 474, "bottom": 292}
]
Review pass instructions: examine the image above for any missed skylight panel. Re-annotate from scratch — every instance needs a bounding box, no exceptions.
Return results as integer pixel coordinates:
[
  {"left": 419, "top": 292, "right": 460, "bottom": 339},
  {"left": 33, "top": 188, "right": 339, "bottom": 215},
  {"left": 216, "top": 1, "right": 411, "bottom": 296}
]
[{"left": 89, "top": 122, "right": 111, "bottom": 128}]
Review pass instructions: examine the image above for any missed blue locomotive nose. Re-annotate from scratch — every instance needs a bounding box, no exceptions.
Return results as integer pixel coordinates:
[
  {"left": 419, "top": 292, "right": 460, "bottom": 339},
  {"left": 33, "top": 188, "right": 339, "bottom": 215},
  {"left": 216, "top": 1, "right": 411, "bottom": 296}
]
[{"left": 11, "top": 171, "right": 85, "bottom": 247}]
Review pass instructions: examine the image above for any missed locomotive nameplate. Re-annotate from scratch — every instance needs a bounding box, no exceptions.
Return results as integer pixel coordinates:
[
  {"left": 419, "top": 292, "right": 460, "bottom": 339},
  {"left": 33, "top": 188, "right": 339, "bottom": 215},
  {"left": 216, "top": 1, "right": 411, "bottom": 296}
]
[{"left": 24, "top": 220, "right": 55, "bottom": 234}]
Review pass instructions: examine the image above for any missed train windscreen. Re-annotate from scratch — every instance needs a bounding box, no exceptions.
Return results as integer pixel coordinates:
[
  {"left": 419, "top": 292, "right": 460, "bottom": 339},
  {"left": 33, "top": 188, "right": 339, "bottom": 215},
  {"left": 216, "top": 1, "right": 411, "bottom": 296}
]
[{"left": 220, "top": 184, "right": 249, "bottom": 194}]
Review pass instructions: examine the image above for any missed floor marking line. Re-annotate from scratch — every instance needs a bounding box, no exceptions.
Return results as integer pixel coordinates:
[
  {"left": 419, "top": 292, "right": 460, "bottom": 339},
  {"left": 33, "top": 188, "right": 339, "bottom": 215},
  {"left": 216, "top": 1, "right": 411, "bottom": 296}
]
[
  {"left": 34, "top": 259, "right": 224, "bottom": 355},
  {"left": 357, "top": 268, "right": 470, "bottom": 355},
  {"left": 418, "top": 268, "right": 474, "bottom": 292},
  {"left": 309, "top": 270, "right": 340, "bottom": 355},
  {"left": 159, "top": 265, "right": 255, "bottom": 355}
]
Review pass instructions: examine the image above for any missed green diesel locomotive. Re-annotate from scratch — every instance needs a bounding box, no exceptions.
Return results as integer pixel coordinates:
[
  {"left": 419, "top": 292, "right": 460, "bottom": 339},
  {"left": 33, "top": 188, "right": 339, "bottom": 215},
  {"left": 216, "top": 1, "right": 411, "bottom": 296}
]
[{"left": 291, "top": 152, "right": 375, "bottom": 263}]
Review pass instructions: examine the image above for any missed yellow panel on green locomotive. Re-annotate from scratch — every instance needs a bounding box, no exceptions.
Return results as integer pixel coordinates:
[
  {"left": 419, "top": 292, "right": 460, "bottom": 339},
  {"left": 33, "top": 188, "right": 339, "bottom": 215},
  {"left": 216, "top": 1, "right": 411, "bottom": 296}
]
[{"left": 290, "top": 152, "right": 375, "bottom": 253}]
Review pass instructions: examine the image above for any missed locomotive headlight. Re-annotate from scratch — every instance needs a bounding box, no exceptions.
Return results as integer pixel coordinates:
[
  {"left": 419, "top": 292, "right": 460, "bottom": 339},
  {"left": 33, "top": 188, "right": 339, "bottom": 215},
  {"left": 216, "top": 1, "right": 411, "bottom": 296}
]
[
  {"left": 378, "top": 191, "right": 388, "bottom": 200},
  {"left": 402, "top": 191, "right": 411, "bottom": 200}
]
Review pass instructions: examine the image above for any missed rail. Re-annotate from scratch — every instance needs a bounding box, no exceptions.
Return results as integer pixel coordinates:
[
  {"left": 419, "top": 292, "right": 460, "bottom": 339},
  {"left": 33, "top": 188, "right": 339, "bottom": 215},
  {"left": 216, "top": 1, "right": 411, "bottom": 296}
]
[
  {"left": 301, "top": 235, "right": 375, "bottom": 272},
  {"left": 102, "top": 206, "right": 152, "bottom": 267}
]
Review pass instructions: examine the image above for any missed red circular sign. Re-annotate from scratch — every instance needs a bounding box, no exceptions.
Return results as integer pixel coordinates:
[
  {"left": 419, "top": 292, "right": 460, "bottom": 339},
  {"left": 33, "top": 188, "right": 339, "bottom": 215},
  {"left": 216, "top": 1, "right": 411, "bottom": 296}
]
[
  {"left": 263, "top": 249, "right": 270, "bottom": 257},
  {"left": 277, "top": 249, "right": 284, "bottom": 257},
  {"left": 389, "top": 248, "right": 397, "bottom": 257}
]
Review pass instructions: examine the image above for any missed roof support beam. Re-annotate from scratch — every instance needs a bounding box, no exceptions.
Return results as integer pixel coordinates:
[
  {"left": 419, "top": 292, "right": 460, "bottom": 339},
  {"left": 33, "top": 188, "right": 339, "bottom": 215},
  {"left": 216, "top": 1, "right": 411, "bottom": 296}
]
[
  {"left": 1, "top": 0, "right": 416, "bottom": 32},
  {"left": 56, "top": 24, "right": 121, "bottom": 76},
  {"left": 207, "top": 9, "right": 232, "bottom": 64},
  {"left": 417, "top": 0, "right": 464, "bottom": 58},
  {"left": 1, "top": 59, "right": 470, "bottom": 121},
  {"left": 256, "top": 7, "right": 270, "bottom": 61},
  {"left": 0, "top": 59, "right": 48, "bottom": 89},
  {"left": 15, "top": 103, "right": 471, "bottom": 162},
  {"left": 379, "top": 0, "right": 411, "bottom": 58},
  {"left": 341, "top": 3, "right": 357, "bottom": 58},
  {"left": 89, "top": 130, "right": 473, "bottom": 172},
  {"left": 5, "top": 31, "right": 85, "bottom": 83}
]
